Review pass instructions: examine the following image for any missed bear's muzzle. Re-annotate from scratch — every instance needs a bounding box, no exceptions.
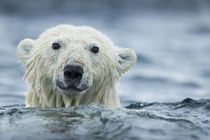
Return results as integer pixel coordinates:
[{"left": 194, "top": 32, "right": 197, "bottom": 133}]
[{"left": 55, "top": 64, "right": 89, "bottom": 95}]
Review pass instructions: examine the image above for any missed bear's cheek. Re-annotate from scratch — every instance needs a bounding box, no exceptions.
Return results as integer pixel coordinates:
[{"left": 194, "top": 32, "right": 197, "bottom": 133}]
[
  {"left": 38, "top": 57, "right": 61, "bottom": 82},
  {"left": 82, "top": 66, "right": 92, "bottom": 83},
  {"left": 91, "top": 67, "right": 105, "bottom": 84},
  {"left": 48, "top": 52, "right": 61, "bottom": 64}
]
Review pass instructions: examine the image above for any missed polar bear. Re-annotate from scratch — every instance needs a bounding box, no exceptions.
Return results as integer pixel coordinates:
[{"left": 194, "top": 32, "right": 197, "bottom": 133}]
[{"left": 17, "top": 24, "right": 136, "bottom": 108}]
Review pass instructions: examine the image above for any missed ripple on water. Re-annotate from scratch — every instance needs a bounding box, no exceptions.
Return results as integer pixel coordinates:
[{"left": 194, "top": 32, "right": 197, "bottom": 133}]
[
  {"left": 136, "top": 53, "right": 153, "bottom": 65},
  {"left": 129, "top": 75, "right": 201, "bottom": 89}
]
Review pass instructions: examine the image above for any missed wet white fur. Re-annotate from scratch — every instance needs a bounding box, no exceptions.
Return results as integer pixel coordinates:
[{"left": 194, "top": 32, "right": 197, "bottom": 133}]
[{"left": 17, "top": 25, "right": 136, "bottom": 108}]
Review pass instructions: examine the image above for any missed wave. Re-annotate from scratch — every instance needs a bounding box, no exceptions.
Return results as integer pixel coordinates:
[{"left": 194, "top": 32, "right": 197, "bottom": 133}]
[
  {"left": 126, "top": 98, "right": 210, "bottom": 110},
  {"left": 0, "top": 98, "right": 209, "bottom": 140}
]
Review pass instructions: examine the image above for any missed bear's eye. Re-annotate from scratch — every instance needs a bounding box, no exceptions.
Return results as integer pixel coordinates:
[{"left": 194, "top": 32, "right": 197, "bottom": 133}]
[
  {"left": 91, "top": 46, "right": 99, "bottom": 54},
  {"left": 52, "top": 43, "right": 61, "bottom": 50}
]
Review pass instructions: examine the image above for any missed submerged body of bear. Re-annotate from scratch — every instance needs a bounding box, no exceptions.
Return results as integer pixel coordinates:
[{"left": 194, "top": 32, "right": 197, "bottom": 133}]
[{"left": 17, "top": 25, "right": 136, "bottom": 108}]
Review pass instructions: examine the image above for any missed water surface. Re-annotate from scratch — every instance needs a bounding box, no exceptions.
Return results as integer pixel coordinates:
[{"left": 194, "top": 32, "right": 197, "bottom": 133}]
[{"left": 1, "top": 98, "right": 210, "bottom": 140}]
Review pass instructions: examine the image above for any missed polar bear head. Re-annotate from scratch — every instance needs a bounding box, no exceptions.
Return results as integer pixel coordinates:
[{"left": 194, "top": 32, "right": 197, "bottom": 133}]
[{"left": 17, "top": 25, "right": 136, "bottom": 107}]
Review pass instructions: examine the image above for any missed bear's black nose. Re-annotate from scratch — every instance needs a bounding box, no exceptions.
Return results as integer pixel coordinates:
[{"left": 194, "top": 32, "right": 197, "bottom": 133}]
[{"left": 64, "top": 65, "right": 83, "bottom": 83}]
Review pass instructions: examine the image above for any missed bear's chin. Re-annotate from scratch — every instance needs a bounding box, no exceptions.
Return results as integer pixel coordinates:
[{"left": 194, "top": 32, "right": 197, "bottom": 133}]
[
  {"left": 63, "top": 89, "right": 87, "bottom": 95},
  {"left": 56, "top": 84, "right": 89, "bottom": 96}
]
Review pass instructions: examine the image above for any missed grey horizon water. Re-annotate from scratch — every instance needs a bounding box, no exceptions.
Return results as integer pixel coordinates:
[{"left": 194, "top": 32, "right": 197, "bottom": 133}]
[{"left": 0, "top": 0, "right": 210, "bottom": 139}]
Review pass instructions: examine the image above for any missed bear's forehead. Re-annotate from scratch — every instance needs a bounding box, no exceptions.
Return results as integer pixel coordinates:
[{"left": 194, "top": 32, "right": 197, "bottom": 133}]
[
  {"left": 53, "top": 33, "right": 100, "bottom": 42},
  {"left": 40, "top": 25, "right": 112, "bottom": 45}
]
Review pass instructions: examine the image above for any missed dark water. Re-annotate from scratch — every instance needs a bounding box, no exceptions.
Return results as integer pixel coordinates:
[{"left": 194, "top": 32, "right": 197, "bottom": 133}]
[
  {"left": 0, "top": 98, "right": 210, "bottom": 140},
  {"left": 0, "top": 0, "right": 210, "bottom": 139}
]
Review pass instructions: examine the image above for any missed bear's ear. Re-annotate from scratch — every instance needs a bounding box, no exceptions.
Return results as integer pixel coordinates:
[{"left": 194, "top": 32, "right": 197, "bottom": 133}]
[
  {"left": 116, "top": 48, "right": 137, "bottom": 74},
  {"left": 17, "top": 38, "right": 34, "bottom": 65}
]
